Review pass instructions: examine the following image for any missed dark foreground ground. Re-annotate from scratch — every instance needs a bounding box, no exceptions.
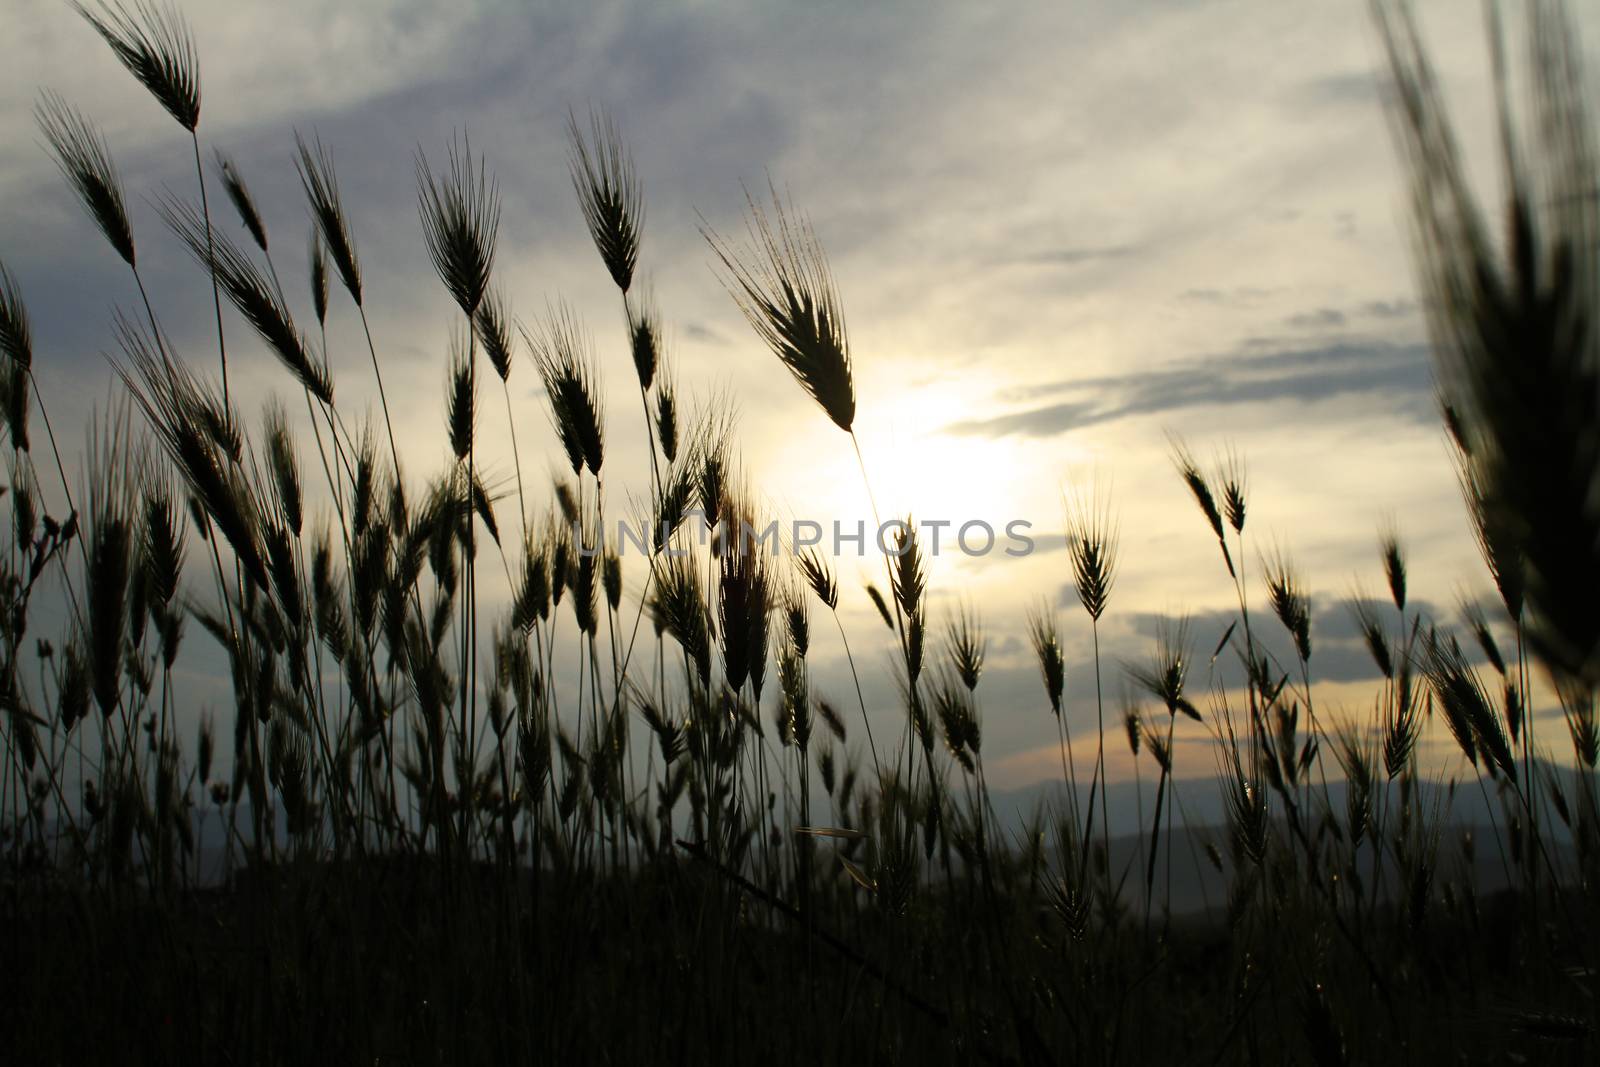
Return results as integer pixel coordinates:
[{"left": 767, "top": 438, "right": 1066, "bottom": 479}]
[{"left": 5, "top": 854, "right": 1597, "bottom": 1066}]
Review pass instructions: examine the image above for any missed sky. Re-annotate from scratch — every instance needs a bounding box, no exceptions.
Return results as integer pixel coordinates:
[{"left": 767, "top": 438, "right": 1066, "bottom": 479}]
[{"left": 3, "top": 0, "right": 1596, "bottom": 792}]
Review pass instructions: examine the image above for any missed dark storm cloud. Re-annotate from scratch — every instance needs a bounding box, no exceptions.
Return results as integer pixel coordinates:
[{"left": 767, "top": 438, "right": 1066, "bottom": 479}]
[{"left": 947, "top": 339, "right": 1434, "bottom": 439}]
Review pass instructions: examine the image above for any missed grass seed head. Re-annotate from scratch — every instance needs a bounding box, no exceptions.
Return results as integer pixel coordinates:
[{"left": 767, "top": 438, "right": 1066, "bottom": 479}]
[
  {"left": 0, "top": 262, "right": 35, "bottom": 372},
  {"left": 447, "top": 328, "right": 476, "bottom": 462},
  {"left": 945, "top": 602, "right": 986, "bottom": 692},
  {"left": 627, "top": 287, "right": 661, "bottom": 390},
  {"left": 1349, "top": 593, "right": 1394, "bottom": 680},
  {"left": 308, "top": 226, "right": 329, "bottom": 326},
  {"left": 864, "top": 582, "right": 894, "bottom": 631},
  {"left": 1263, "top": 545, "right": 1312, "bottom": 663},
  {"left": 1170, "top": 436, "right": 1225, "bottom": 543},
  {"left": 295, "top": 133, "right": 362, "bottom": 303},
  {"left": 889, "top": 518, "right": 925, "bottom": 617},
  {"left": 1064, "top": 484, "right": 1119, "bottom": 622},
  {"left": 215, "top": 151, "right": 267, "bottom": 252},
  {"left": 795, "top": 546, "right": 838, "bottom": 611},
  {"left": 603, "top": 548, "right": 622, "bottom": 612},
  {"left": 1380, "top": 0, "right": 1600, "bottom": 689},
  {"left": 263, "top": 401, "right": 303, "bottom": 536},
  {"left": 417, "top": 132, "right": 499, "bottom": 318},
  {"left": 705, "top": 183, "right": 856, "bottom": 433},
  {"left": 159, "top": 194, "right": 333, "bottom": 403},
  {"left": 36, "top": 92, "right": 136, "bottom": 267},
  {"left": 1026, "top": 605, "right": 1066, "bottom": 718},
  {"left": 1219, "top": 445, "right": 1248, "bottom": 535},
  {"left": 655, "top": 362, "right": 679, "bottom": 463},
  {"left": 567, "top": 106, "right": 642, "bottom": 293},
  {"left": 527, "top": 303, "right": 604, "bottom": 477},
  {"left": 1379, "top": 522, "right": 1408, "bottom": 614},
  {"left": 73, "top": 1, "right": 200, "bottom": 131},
  {"left": 475, "top": 286, "right": 515, "bottom": 382}
]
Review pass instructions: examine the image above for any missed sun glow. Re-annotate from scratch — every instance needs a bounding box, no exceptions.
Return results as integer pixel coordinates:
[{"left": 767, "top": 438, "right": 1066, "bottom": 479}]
[{"left": 743, "top": 374, "right": 1104, "bottom": 596}]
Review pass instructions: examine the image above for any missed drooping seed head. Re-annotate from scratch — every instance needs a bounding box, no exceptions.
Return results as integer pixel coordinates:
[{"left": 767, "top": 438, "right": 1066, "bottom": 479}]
[
  {"left": 1379, "top": 521, "right": 1407, "bottom": 614},
  {"left": 159, "top": 194, "right": 333, "bottom": 403},
  {"left": 718, "top": 491, "right": 773, "bottom": 699},
  {"left": 864, "top": 582, "right": 894, "bottom": 631},
  {"left": 655, "top": 359, "right": 679, "bottom": 463},
  {"left": 603, "top": 548, "right": 622, "bottom": 612},
  {"left": 294, "top": 132, "right": 362, "bottom": 304},
  {"left": 785, "top": 583, "right": 810, "bottom": 657},
  {"left": 215, "top": 151, "right": 267, "bottom": 252},
  {"left": 513, "top": 534, "right": 549, "bottom": 630},
  {"left": 627, "top": 286, "right": 660, "bottom": 390},
  {"left": 554, "top": 479, "right": 578, "bottom": 526},
  {"left": 1348, "top": 593, "right": 1394, "bottom": 680},
  {"left": 1424, "top": 629, "right": 1515, "bottom": 779},
  {"left": 1, "top": 360, "right": 28, "bottom": 452},
  {"left": 1168, "top": 434, "right": 1232, "bottom": 573},
  {"left": 308, "top": 226, "right": 329, "bottom": 326},
  {"left": 653, "top": 551, "right": 711, "bottom": 687},
  {"left": 945, "top": 602, "right": 986, "bottom": 692},
  {"left": 474, "top": 286, "right": 515, "bottom": 382},
  {"left": 469, "top": 472, "right": 499, "bottom": 547},
  {"left": 795, "top": 546, "right": 838, "bottom": 611},
  {"left": 1459, "top": 593, "right": 1506, "bottom": 676},
  {"left": 262, "top": 400, "right": 302, "bottom": 536},
  {"left": 705, "top": 182, "right": 856, "bottom": 433},
  {"left": 1026, "top": 605, "right": 1066, "bottom": 718},
  {"left": 141, "top": 475, "right": 184, "bottom": 609},
  {"left": 1262, "top": 544, "right": 1312, "bottom": 663},
  {"left": 525, "top": 303, "right": 604, "bottom": 477},
  {"left": 0, "top": 261, "right": 35, "bottom": 372},
  {"left": 113, "top": 315, "right": 268, "bottom": 589},
  {"left": 73, "top": 1, "right": 200, "bottom": 132},
  {"left": 778, "top": 635, "right": 809, "bottom": 751},
  {"left": 817, "top": 698, "right": 846, "bottom": 742},
  {"left": 36, "top": 92, "right": 136, "bottom": 267}
]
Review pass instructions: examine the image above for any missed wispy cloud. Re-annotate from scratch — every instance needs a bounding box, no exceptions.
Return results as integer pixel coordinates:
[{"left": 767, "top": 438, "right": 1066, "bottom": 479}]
[{"left": 948, "top": 338, "right": 1433, "bottom": 439}]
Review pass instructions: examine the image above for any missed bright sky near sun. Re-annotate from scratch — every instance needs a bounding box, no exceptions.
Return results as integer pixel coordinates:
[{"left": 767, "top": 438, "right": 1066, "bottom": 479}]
[{"left": 3, "top": 0, "right": 1597, "bottom": 791}]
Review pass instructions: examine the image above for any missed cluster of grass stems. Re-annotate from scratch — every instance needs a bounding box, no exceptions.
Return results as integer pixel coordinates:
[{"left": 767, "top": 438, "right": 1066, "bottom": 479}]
[{"left": 2, "top": 2, "right": 1599, "bottom": 1063}]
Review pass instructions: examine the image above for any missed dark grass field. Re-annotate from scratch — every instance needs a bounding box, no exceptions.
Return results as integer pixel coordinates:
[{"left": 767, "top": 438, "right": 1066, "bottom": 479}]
[{"left": 5, "top": 1, "right": 1600, "bottom": 1064}]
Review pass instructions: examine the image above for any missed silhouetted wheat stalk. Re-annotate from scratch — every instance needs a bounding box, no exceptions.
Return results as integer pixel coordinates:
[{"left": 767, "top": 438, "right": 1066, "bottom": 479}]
[{"left": 4, "top": 5, "right": 1600, "bottom": 1064}]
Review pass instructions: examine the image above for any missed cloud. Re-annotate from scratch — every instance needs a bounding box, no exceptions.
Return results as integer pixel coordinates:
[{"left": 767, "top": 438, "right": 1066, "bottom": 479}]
[
  {"left": 1015, "top": 244, "right": 1140, "bottom": 267},
  {"left": 683, "top": 321, "right": 728, "bottom": 345},
  {"left": 1361, "top": 298, "right": 1417, "bottom": 319},
  {"left": 946, "top": 339, "right": 1434, "bottom": 439},
  {"left": 1289, "top": 71, "right": 1382, "bottom": 111},
  {"left": 1286, "top": 308, "right": 1347, "bottom": 329}
]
